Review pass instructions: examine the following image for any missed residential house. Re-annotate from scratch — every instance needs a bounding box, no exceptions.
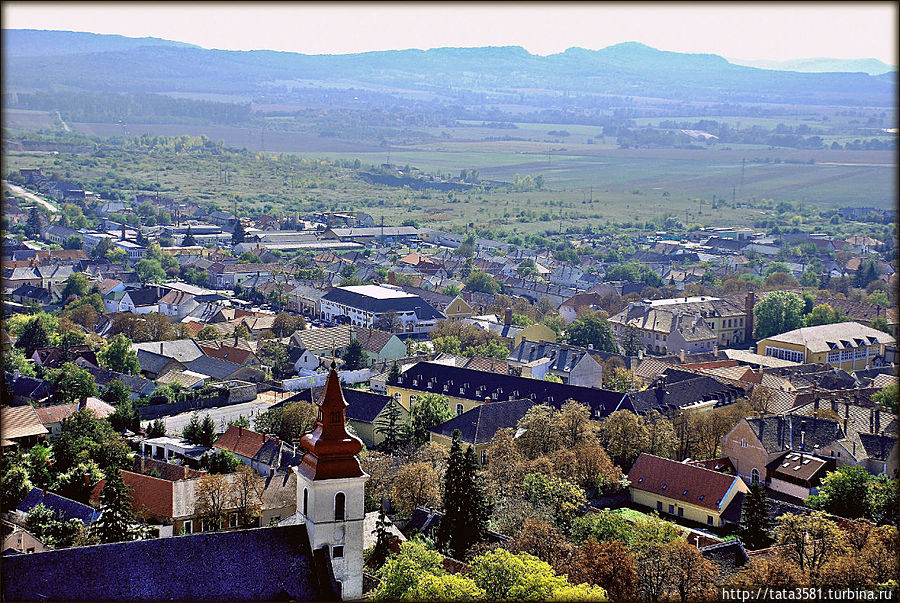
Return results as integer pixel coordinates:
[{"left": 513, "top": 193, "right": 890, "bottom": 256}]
[
  {"left": 0, "top": 405, "right": 49, "bottom": 448},
  {"left": 42, "top": 224, "right": 79, "bottom": 246},
  {"left": 31, "top": 345, "right": 98, "bottom": 370},
  {"left": 464, "top": 309, "right": 557, "bottom": 348},
  {"left": 429, "top": 398, "right": 535, "bottom": 464},
  {"left": 289, "top": 283, "right": 329, "bottom": 317},
  {"left": 83, "top": 366, "right": 156, "bottom": 400},
  {"left": 213, "top": 425, "right": 300, "bottom": 477},
  {"left": 1, "top": 521, "right": 50, "bottom": 555},
  {"left": 507, "top": 340, "right": 604, "bottom": 388},
  {"left": 757, "top": 322, "right": 894, "bottom": 371},
  {"left": 558, "top": 292, "right": 606, "bottom": 324},
  {"left": 119, "top": 287, "right": 166, "bottom": 314},
  {"left": 15, "top": 488, "right": 100, "bottom": 525},
  {"left": 767, "top": 451, "right": 834, "bottom": 500},
  {"left": 10, "top": 284, "right": 56, "bottom": 306},
  {"left": 627, "top": 453, "right": 749, "bottom": 528},
  {"left": 351, "top": 328, "right": 407, "bottom": 366},
  {"left": 157, "top": 289, "right": 198, "bottom": 318},
  {"left": 628, "top": 369, "right": 746, "bottom": 417},
  {"left": 291, "top": 326, "right": 354, "bottom": 356},
  {"left": 35, "top": 399, "right": 115, "bottom": 437},
  {"left": 443, "top": 295, "right": 475, "bottom": 321}
]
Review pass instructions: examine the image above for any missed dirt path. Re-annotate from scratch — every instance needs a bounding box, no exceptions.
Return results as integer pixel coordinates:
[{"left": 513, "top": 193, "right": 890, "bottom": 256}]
[{"left": 3, "top": 180, "right": 58, "bottom": 212}]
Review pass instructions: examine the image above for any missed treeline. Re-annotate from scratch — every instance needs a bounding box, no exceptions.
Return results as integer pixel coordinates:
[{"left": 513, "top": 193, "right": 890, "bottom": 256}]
[{"left": 4, "top": 91, "right": 252, "bottom": 125}]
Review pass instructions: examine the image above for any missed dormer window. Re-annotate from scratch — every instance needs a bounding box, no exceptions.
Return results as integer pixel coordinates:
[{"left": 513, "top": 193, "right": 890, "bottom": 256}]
[
  {"left": 661, "top": 484, "right": 668, "bottom": 490},
  {"left": 682, "top": 490, "right": 688, "bottom": 496}
]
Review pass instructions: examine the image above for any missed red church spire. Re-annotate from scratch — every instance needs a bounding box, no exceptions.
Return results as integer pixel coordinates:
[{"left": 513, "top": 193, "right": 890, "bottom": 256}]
[{"left": 298, "top": 362, "right": 364, "bottom": 480}]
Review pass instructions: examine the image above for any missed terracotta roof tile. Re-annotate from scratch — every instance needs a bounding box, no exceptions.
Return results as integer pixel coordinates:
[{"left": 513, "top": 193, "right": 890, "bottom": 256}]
[
  {"left": 627, "top": 453, "right": 739, "bottom": 511},
  {"left": 214, "top": 425, "right": 269, "bottom": 459}
]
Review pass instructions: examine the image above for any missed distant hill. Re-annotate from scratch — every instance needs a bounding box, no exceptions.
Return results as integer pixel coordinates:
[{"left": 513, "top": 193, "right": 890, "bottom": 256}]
[
  {"left": 2, "top": 31, "right": 893, "bottom": 107},
  {"left": 2, "top": 29, "right": 199, "bottom": 58},
  {"left": 728, "top": 56, "right": 896, "bottom": 76}
]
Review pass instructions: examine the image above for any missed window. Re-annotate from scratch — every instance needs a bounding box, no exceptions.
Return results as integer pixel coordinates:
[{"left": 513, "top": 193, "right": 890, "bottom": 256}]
[
  {"left": 678, "top": 507, "right": 684, "bottom": 517},
  {"left": 481, "top": 450, "right": 487, "bottom": 465},
  {"left": 333, "top": 546, "right": 344, "bottom": 559},
  {"left": 751, "top": 468, "right": 760, "bottom": 484},
  {"left": 657, "top": 501, "right": 663, "bottom": 511},
  {"left": 183, "top": 520, "right": 193, "bottom": 534},
  {"left": 230, "top": 513, "right": 239, "bottom": 528},
  {"left": 841, "top": 349, "right": 854, "bottom": 361},
  {"left": 303, "top": 488, "right": 308, "bottom": 516},
  {"left": 707, "top": 515, "right": 713, "bottom": 525},
  {"left": 827, "top": 351, "right": 841, "bottom": 363},
  {"left": 668, "top": 504, "right": 675, "bottom": 514},
  {"left": 456, "top": 403, "right": 464, "bottom": 416},
  {"left": 740, "top": 438, "right": 747, "bottom": 448},
  {"left": 336, "top": 581, "right": 343, "bottom": 598},
  {"left": 334, "top": 492, "right": 346, "bottom": 521}
]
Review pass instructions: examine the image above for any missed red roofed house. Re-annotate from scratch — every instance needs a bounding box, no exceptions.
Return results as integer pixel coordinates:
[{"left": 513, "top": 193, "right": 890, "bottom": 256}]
[
  {"left": 35, "top": 398, "right": 116, "bottom": 437},
  {"left": 627, "top": 453, "right": 749, "bottom": 528},
  {"left": 212, "top": 425, "right": 300, "bottom": 477}
]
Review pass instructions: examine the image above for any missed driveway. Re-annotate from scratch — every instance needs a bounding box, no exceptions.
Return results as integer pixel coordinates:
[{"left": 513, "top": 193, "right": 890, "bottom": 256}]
[{"left": 3, "top": 181, "right": 58, "bottom": 212}]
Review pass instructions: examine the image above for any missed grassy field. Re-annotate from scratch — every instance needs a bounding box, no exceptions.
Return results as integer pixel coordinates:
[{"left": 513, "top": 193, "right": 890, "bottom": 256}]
[{"left": 3, "top": 109, "right": 895, "bottom": 235}]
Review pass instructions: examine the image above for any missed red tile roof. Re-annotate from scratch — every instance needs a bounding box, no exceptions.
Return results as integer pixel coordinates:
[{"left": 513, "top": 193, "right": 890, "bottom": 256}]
[
  {"left": 199, "top": 344, "right": 253, "bottom": 365},
  {"left": 627, "top": 453, "right": 739, "bottom": 511},
  {"left": 214, "top": 425, "right": 269, "bottom": 459}
]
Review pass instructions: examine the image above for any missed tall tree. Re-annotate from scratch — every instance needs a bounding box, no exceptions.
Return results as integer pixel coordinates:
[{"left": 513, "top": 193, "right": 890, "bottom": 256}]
[
  {"left": 435, "top": 433, "right": 489, "bottom": 560},
  {"left": 403, "top": 393, "right": 452, "bottom": 449},
  {"left": 94, "top": 467, "right": 135, "bottom": 544},
  {"left": 753, "top": 291, "right": 805, "bottom": 339},
  {"left": 14, "top": 313, "right": 55, "bottom": 356},
  {"left": 620, "top": 326, "right": 644, "bottom": 356},
  {"left": 198, "top": 414, "right": 217, "bottom": 447},
  {"left": 46, "top": 362, "right": 97, "bottom": 406},
  {"left": 97, "top": 333, "right": 141, "bottom": 375},
  {"left": 230, "top": 464, "right": 263, "bottom": 527},
  {"left": 26, "top": 206, "right": 43, "bottom": 238},
  {"left": 564, "top": 313, "right": 619, "bottom": 352},
  {"left": 195, "top": 473, "right": 231, "bottom": 531},
  {"left": 231, "top": 220, "right": 246, "bottom": 245},
  {"left": 341, "top": 339, "right": 366, "bottom": 370},
  {"left": 181, "top": 226, "right": 196, "bottom": 247},
  {"left": 369, "top": 505, "right": 392, "bottom": 570},
  {"left": 741, "top": 482, "right": 773, "bottom": 550},
  {"left": 375, "top": 394, "right": 404, "bottom": 453}
]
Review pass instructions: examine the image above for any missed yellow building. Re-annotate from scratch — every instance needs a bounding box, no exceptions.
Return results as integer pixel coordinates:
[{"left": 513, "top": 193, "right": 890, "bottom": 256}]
[
  {"left": 444, "top": 295, "right": 474, "bottom": 321},
  {"left": 756, "top": 321, "right": 895, "bottom": 372},
  {"left": 428, "top": 399, "right": 535, "bottom": 464},
  {"left": 627, "top": 453, "right": 748, "bottom": 528}
]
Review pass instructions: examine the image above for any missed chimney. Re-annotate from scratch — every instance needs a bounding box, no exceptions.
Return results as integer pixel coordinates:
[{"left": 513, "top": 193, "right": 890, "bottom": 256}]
[
  {"left": 679, "top": 349, "right": 685, "bottom": 362},
  {"left": 845, "top": 402, "right": 850, "bottom": 418},
  {"left": 713, "top": 344, "right": 719, "bottom": 357},
  {"left": 160, "top": 342, "right": 164, "bottom": 354},
  {"left": 814, "top": 398, "right": 819, "bottom": 411},
  {"left": 235, "top": 331, "right": 239, "bottom": 346},
  {"left": 504, "top": 307, "right": 513, "bottom": 326},
  {"left": 238, "top": 426, "right": 242, "bottom": 438},
  {"left": 875, "top": 409, "right": 881, "bottom": 433},
  {"left": 638, "top": 349, "right": 644, "bottom": 360},
  {"left": 870, "top": 409, "right": 875, "bottom": 433},
  {"left": 388, "top": 271, "right": 396, "bottom": 285}
]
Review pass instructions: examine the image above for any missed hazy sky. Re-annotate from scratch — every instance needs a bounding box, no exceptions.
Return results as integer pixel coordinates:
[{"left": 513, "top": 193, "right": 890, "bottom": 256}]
[{"left": 3, "top": 2, "right": 897, "bottom": 64}]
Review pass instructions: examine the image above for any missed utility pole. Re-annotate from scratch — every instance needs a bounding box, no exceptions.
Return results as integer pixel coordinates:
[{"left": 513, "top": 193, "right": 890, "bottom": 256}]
[
  {"left": 741, "top": 158, "right": 745, "bottom": 189},
  {"left": 589, "top": 186, "right": 592, "bottom": 203}
]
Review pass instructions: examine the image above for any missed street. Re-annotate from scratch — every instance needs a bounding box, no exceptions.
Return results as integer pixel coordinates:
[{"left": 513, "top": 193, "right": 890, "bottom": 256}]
[{"left": 140, "top": 391, "right": 291, "bottom": 437}]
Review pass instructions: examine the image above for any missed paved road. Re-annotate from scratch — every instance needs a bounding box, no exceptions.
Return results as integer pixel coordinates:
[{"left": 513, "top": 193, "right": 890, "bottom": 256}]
[
  {"left": 141, "top": 391, "right": 290, "bottom": 437},
  {"left": 3, "top": 181, "right": 58, "bottom": 212}
]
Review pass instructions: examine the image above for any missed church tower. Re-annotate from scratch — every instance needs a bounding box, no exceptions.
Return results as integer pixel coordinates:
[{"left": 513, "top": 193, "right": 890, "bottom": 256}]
[{"left": 296, "top": 363, "right": 367, "bottom": 600}]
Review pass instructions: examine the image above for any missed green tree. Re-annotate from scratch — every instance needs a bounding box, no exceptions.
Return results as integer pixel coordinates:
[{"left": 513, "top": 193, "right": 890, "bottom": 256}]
[
  {"left": 182, "top": 412, "right": 203, "bottom": 443},
  {"left": 257, "top": 339, "right": 291, "bottom": 378},
  {"left": 523, "top": 473, "right": 587, "bottom": 532},
  {"left": 181, "top": 226, "right": 197, "bottom": 247},
  {"left": 46, "top": 362, "right": 97, "bottom": 405},
  {"left": 3, "top": 347, "right": 36, "bottom": 377},
  {"left": 56, "top": 460, "right": 104, "bottom": 504},
  {"left": 25, "top": 504, "right": 86, "bottom": 549},
  {"left": 200, "top": 449, "right": 240, "bottom": 474},
  {"left": 741, "top": 482, "right": 772, "bottom": 550},
  {"left": 272, "top": 311, "right": 304, "bottom": 337},
  {"left": 565, "top": 313, "right": 618, "bottom": 352},
  {"left": 62, "top": 272, "right": 91, "bottom": 299},
  {"left": 465, "top": 270, "right": 501, "bottom": 295},
  {"left": 375, "top": 393, "right": 404, "bottom": 453},
  {"left": 871, "top": 383, "right": 897, "bottom": 412},
  {"left": 26, "top": 206, "right": 43, "bottom": 238},
  {"left": 25, "top": 443, "right": 54, "bottom": 490},
  {"left": 598, "top": 410, "right": 649, "bottom": 469},
  {"left": 369, "top": 505, "right": 393, "bottom": 570},
  {"left": 436, "top": 431, "right": 488, "bottom": 559},
  {"left": 753, "top": 291, "right": 805, "bottom": 339},
  {"left": 134, "top": 258, "right": 166, "bottom": 283},
  {"left": 870, "top": 316, "right": 892, "bottom": 335},
  {"left": 146, "top": 419, "right": 167, "bottom": 438},
  {"left": 54, "top": 408, "right": 131, "bottom": 472},
  {"left": 806, "top": 465, "right": 873, "bottom": 520},
  {"left": 198, "top": 414, "right": 217, "bottom": 447},
  {"left": 620, "top": 326, "right": 643, "bottom": 356},
  {"left": 469, "top": 548, "right": 605, "bottom": 601},
  {"left": 14, "top": 313, "right": 56, "bottom": 356},
  {"left": 342, "top": 339, "right": 366, "bottom": 370},
  {"left": 570, "top": 510, "right": 635, "bottom": 545},
  {"left": 2, "top": 462, "right": 33, "bottom": 509},
  {"left": 196, "top": 325, "right": 221, "bottom": 340},
  {"left": 97, "top": 333, "right": 141, "bottom": 375},
  {"left": 404, "top": 393, "right": 453, "bottom": 448},
  {"left": 93, "top": 467, "right": 135, "bottom": 544},
  {"left": 371, "top": 540, "right": 446, "bottom": 601},
  {"left": 232, "top": 221, "right": 246, "bottom": 245},
  {"left": 804, "top": 304, "right": 845, "bottom": 327}
]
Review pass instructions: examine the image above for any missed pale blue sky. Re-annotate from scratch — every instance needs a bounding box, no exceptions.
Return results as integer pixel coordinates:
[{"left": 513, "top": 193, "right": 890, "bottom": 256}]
[{"left": 3, "top": 2, "right": 897, "bottom": 64}]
